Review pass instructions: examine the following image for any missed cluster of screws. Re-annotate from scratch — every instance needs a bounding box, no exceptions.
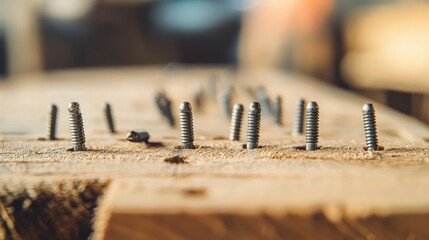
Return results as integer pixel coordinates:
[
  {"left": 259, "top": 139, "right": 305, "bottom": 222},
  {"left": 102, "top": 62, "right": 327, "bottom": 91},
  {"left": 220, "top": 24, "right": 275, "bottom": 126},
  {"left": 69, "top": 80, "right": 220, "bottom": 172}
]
[
  {"left": 68, "top": 102, "right": 86, "bottom": 151},
  {"left": 229, "top": 104, "right": 244, "bottom": 141},
  {"left": 41, "top": 79, "right": 379, "bottom": 154}
]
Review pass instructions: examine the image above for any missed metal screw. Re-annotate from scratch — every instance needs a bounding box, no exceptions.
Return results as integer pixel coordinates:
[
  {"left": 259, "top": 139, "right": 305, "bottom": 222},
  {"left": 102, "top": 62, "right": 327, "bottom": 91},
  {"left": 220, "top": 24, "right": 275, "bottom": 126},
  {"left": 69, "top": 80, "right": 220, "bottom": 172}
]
[
  {"left": 220, "top": 89, "right": 232, "bottom": 118},
  {"left": 273, "top": 96, "right": 282, "bottom": 126},
  {"left": 208, "top": 74, "right": 218, "bottom": 99},
  {"left": 68, "top": 102, "right": 86, "bottom": 151},
  {"left": 155, "top": 93, "right": 175, "bottom": 127},
  {"left": 179, "top": 101, "right": 194, "bottom": 149},
  {"left": 293, "top": 99, "right": 305, "bottom": 135},
  {"left": 362, "top": 103, "right": 379, "bottom": 151},
  {"left": 104, "top": 103, "right": 116, "bottom": 133},
  {"left": 193, "top": 86, "right": 204, "bottom": 113},
  {"left": 257, "top": 87, "right": 272, "bottom": 116},
  {"left": 127, "top": 131, "right": 150, "bottom": 143},
  {"left": 246, "top": 102, "right": 261, "bottom": 149},
  {"left": 229, "top": 103, "right": 244, "bottom": 141},
  {"left": 305, "top": 101, "right": 319, "bottom": 151},
  {"left": 47, "top": 104, "right": 58, "bottom": 140}
]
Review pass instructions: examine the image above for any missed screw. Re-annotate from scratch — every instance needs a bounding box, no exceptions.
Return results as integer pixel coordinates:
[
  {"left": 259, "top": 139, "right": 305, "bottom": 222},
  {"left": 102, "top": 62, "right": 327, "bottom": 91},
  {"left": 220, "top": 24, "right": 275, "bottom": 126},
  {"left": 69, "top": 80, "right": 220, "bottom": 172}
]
[
  {"left": 257, "top": 87, "right": 272, "bottom": 116},
  {"left": 179, "top": 101, "right": 194, "bottom": 149},
  {"left": 208, "top": 74, "right": 218, "bottom": 99},
  {"left": 47, "top": 104, "right": 58, "bottom": 140},
  {"left": 273, "top": 96, "right": 282, "bottom": 126},
  {"left": 293, "top": 99, "right": 305, "bottom": 135},
  {"left": 229, "top": 103, "right": 244, "bottom": 141},
  {"left": 220, "top": 89, "right": 232, "bottom": 118},
  {"left": 104, "top": 103, "right": 116, "bottom": 133},
  {"left": 246, "top": 102, "right": 261, "bottom": 149},
  {"left": 362, "top": 103, "right": 379, "bottom": 151},
  {"left": 305, "top": 101, "right": 319, "bottom": 151},
  {"left": 155, "top": 93, "right": 175, "bottom": 127},
  {"left": 68, "top": 102, "right": 86, "bottom": 151},
  {"left": 127, "top": 131, "right": 150, "bottom": 143},
  {"left": 193, "top": 85, "right": 204, "bottom": 113}
]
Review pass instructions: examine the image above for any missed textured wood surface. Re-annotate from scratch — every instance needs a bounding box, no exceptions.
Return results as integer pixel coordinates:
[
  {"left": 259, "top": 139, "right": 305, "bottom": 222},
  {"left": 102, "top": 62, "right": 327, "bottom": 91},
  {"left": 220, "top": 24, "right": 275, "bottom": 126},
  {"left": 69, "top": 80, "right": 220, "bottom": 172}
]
[{"left": 1, "top": 66, "right": 429, "bottom": 239}]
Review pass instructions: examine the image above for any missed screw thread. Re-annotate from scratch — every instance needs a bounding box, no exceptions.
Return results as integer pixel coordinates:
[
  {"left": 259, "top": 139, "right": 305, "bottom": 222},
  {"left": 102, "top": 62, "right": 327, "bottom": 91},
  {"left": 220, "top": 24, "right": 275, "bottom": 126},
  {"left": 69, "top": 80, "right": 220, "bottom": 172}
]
[
  {"left": 229, "top": 104, "right": 244, "bottom": 141},
  {"left": 362, "top": 103, "right": 378, "bottom": 151},
  {"left": 246, "top": 102, "right": 261, "bottom": 149},
  {"left": 179, "top": 102, "right": 194, "bottom": 149},
  {"left": 68, "top": 102, "right": 86, "bottom": 151},
  {"left": 293, "top": 99, "right": 305, "bottom": 135},
  {"left": 305, "top": 101, "right": 319, "bottom": 151},
  {"left": 47, "top": 104, "right": 58, "bottom": 140},
  {"left": 273, "top": 96, "right": 282, "bottom": 126},
  {"left": 104, "top": 103, "right": 115, "bottom": 133}
]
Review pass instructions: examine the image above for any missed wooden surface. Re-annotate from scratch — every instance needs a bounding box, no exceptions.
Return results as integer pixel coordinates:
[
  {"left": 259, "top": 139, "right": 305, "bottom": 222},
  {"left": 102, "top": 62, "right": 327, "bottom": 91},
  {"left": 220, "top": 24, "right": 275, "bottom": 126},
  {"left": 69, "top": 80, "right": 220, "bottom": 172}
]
[{"left": 1, "top": 66, "right": 429, "bottom": 239}]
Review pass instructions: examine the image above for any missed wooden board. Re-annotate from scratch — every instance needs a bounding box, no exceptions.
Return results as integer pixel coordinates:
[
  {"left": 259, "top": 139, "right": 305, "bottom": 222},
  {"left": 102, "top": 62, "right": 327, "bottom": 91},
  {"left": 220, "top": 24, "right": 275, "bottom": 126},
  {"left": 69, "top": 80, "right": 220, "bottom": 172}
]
[{"left": 1, "top": 66, "right": 429, "bottom": 239}]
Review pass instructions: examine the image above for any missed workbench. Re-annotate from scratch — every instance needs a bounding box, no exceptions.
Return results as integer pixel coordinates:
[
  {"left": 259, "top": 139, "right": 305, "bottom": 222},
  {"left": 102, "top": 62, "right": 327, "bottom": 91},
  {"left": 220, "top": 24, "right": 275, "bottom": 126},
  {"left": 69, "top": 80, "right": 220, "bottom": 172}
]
[{"left": 1, "top": 66, "right": 429, "bottom": 240}]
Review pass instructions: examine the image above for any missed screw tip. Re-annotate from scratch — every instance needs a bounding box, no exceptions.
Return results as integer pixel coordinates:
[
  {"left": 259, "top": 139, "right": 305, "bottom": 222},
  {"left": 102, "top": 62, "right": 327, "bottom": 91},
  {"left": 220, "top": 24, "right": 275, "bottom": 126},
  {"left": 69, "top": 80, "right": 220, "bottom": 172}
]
[
  {"left": 68, "top": 102, "right": 80, "bottom": 111},
  {"left": 179, "top": 101, "right": 192, "bottom": 112},
  {"left": 306, "top": 101, "right": 318, "bottom": 109},
  {"left": 248, "top": 102, "right": 261, "bottom": 113},
  {"left": 362, "top": 103, "right": 374, "bottom": 112}
]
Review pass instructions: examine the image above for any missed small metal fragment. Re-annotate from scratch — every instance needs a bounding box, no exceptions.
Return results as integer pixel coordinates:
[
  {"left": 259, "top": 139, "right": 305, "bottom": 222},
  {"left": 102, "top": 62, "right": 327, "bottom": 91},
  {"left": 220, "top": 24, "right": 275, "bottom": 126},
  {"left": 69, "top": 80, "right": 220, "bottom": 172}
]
[
  {"left": 127, "top": 131, "right": 150, "bottom": 143},
  {"left": 362, "top": 103, "right": 379, "bottom": 151},
  {"left": 246, "top": 102, "right": 261, "bottom": 149},
  {"left": 179, "top": 101, "right": 195, "bottom": 149},
  {"left": 229, "top": 103, "right": 244, "bottom": 141},
  {"left": 305, "top": 101, "right": 319, "bottom": 151}
]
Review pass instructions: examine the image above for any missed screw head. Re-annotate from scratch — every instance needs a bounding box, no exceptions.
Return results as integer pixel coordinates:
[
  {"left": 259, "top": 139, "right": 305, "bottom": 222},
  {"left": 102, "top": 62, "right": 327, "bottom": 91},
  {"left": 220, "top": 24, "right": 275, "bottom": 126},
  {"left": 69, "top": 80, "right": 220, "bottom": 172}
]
[
  {"left": 362, "top": 103, "right": 374, "bottom": 112},
  {"left": 306, "top": 101, "right": 319, "bottom": 110},
  {"left": 68, "top": 102, "right": 80, "bottom": 112},
  {"left": 233, "top": 103, "right": 243, "bottom": 111},
  {"left": 179, "top": 101, "right": 192, "bottom": 112},
  {"left": 248, "top": 102, "right": 261, "bottom": 113}
]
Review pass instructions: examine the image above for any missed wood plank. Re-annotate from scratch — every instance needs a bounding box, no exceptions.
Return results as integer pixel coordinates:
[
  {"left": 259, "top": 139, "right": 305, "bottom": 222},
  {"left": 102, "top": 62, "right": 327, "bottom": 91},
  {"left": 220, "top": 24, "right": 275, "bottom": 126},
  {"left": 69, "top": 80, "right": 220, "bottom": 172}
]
[{"left": 1, "top": 66, "right": 429, "bottom": 239}]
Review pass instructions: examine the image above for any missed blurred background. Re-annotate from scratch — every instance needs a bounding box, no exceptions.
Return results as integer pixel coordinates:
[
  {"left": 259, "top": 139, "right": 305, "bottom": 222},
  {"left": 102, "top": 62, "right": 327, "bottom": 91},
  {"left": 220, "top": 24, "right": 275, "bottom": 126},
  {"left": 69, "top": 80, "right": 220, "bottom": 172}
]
[{"left": 1, "top": 0, "right": 429, "bottom": 123}]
